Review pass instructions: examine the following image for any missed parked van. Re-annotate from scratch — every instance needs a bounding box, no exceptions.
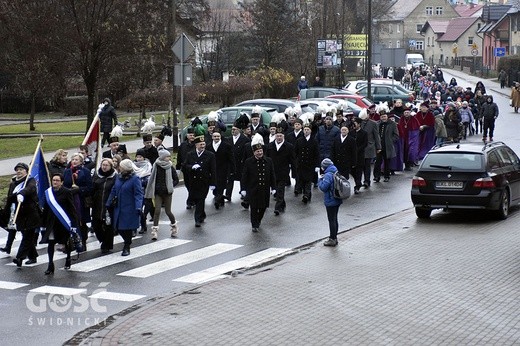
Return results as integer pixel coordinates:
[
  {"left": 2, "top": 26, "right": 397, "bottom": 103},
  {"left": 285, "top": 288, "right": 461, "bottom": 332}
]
[{"left": 405, "top": 53, "right": 425, "bottom": 70}]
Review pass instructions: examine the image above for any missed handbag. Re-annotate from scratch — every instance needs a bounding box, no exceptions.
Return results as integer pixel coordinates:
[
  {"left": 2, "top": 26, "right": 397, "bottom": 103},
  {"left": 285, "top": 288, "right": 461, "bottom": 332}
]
[{"left": 68, "top": 228, "right": 84, "bottom": 253}]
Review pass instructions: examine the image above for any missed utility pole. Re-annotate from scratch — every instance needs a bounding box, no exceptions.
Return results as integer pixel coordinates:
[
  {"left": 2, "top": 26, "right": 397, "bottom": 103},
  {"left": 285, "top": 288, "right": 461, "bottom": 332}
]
[
  {"left": 169, "top": 0, "right": 179, "bottom": 149},
  {"left": 367, "top": 0, "right": 372, "bottom": 100}
]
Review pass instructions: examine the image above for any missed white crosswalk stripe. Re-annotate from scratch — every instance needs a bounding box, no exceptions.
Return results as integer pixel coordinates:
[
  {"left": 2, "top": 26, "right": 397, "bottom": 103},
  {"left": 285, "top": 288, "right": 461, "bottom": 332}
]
[
  {"left": 4, "top": 237, "right": 134, "bottom": 267},
  {"left": 173, "top": 247, "right": 292, "bottom": 284},
  {"left": 117, "top": 243, "right": 243, "bottom": 278},
  {"left": 0, "top": 280, "right": 29, "bottom": 290},
  {"left": 69, "top": 238, "right": 191, "bottom": 272},
  {"left": 88, "top": 291, "right": 146, "bottom": 302}
]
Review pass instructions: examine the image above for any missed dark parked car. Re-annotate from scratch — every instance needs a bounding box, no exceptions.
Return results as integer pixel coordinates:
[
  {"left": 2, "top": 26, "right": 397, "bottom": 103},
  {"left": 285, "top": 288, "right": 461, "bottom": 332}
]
[
  {"left": 356, "top": 84, "right": 415, "bottom": 104},
  {"left": 411, "top": 142, "right": 520, "bottom": 220}
]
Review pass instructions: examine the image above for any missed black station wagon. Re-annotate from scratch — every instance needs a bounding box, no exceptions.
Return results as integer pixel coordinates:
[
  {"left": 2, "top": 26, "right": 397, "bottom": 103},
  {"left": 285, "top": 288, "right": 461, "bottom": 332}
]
[{"left": 411, "top": 142, "right": 520, "bottom": 219}]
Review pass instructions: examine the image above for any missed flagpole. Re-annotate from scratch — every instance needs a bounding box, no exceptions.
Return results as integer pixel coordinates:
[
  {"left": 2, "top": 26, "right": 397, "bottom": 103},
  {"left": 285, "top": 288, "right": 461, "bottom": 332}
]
[
  {"left": 12, "top": 134, "right": 44, "bottom": 224},
  {"left": 82, "top": 114, "right": 100, "bottom": 146}
]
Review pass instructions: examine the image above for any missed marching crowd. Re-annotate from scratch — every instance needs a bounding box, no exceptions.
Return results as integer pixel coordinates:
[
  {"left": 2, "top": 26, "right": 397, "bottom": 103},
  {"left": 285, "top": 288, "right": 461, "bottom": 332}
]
[{"left": 0, "top": 70, "right": 509, "bottom": 272}]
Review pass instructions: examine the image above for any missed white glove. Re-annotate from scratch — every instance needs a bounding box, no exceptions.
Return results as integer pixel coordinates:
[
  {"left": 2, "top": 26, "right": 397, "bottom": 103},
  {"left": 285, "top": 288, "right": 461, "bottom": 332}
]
[
  {"left": 240, "top": 191, "right": 246, "bottom": 197},
  {"left": 209, "top": 185, "right": 215, "bottom": 190},
  {"left": 315, "top": 167, "right": 320, "bottom": 173},
  {"left": 192, "top": 164, "right": 201, "bottom": 170},
  {"left": 270, "top": 189, "right": 276, "bottom": 196},
  {"left": 40, "top": 227, "right": 46, "bottom": 233},
  {"left": 17, "top": 194, "right": 24, "bottom": 203}
]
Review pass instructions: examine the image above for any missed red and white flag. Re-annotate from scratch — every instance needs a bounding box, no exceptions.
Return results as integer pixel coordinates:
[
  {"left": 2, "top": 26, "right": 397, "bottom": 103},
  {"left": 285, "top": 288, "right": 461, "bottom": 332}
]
[{"left": 82, "top": 103, "right": 104, "bottom": 170}]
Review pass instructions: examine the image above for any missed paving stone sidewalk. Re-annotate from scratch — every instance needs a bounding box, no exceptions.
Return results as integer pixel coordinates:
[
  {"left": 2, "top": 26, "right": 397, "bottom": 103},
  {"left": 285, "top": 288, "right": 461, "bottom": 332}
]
[{"left": 76, "top": 209, "right": 520, "bottom": 345}]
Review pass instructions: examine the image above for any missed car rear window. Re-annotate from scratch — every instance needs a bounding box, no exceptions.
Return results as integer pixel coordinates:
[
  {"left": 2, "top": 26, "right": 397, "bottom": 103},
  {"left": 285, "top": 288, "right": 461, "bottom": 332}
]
[{"left": 422, "top": 152, "right": 484, "bottom": 170}]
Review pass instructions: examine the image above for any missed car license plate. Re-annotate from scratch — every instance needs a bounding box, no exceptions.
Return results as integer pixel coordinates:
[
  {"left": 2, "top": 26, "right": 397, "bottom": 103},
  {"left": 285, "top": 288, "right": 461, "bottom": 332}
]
[{"left": 435, "top": 181, "right": 463, "bottom": 189}]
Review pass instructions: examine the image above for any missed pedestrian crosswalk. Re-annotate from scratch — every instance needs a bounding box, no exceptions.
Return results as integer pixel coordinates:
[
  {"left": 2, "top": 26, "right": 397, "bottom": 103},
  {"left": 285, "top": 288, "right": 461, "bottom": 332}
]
[{"left": 0, "top": 231, "right": 292, "bottom": 302}]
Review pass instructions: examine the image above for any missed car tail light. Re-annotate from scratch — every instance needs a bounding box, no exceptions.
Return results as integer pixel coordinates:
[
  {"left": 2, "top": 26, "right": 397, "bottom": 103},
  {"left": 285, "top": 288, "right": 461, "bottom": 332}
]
[
  {"left": 473, "top": 177, "right": 495, "bottom": 189},
  {"left": 412, "top": 176, "right": 426, "bottom": 187}
]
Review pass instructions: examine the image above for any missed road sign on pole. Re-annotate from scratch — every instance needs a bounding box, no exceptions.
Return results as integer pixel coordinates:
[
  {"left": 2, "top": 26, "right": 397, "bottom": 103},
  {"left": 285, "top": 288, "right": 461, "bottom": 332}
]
[
  {"left": 174, "top": 63, "right": 192, "bottom": 87},
  {"left": 171, "top": 33, "right": 195, "bottom": 62},
  {"left": 471, "top": 49, "right": 478, "bottom": 56},
  {"left": 494, "top": 47, "right": 506, "bottom": 57}
]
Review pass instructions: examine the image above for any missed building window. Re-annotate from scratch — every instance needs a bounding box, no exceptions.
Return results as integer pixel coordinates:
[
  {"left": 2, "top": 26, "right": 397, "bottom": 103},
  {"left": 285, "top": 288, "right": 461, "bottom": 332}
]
[
  {"left": 397, "top": 24, "right": 400, "bottom": 33},
  {"left": 477, "top": 23, "right": 481, "bottom": 30},
  {"left": 416, "top": 24, "right": 423, "bottom": 33},
  {"left": 426, "top": 6, "right": 433, "bottom": 15},
  {"left": 389, "top": 24, "right": 393, "bottom": 34},
  {"left": 435, "top": 7, "right": 443, "bottom": 15},
  {"left": 397, "top": 40, "right": 400, "bottom": 48},
  {"left": 468, "top": 37, "right": 474, "bottom": 45},
  {"left": 427, "top": 37, "right": 430, "bottom": 46},
  {"left": 415, "top": 41, "right": 424, "bottom": 50},
  {"left": 388, "top": 41, "right": 392, "bottom": 48}
]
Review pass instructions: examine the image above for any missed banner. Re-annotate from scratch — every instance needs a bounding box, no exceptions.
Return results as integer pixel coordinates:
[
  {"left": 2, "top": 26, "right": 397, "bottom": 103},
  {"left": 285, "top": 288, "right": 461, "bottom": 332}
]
[{"left": 82, "top": 103, "right": 104, "bottom": 170}]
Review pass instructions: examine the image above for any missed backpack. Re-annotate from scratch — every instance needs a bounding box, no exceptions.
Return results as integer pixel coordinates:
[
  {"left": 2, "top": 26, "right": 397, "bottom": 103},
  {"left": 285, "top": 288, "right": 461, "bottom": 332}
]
[{"left": 332, "top": 172, "right": 351, "bottom": 199}]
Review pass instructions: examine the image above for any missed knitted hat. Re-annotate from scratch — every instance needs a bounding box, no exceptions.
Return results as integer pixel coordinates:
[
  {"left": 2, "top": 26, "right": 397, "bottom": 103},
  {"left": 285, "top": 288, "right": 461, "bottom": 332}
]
[
  {"left": 135, "top": 148, "right": 146, "bottom": 158},
  {"left": 158, "top": 149, "right": 171, "bottom": 160},
  {"left": 321, "top": 158, "right": 333, "bottom": 170},
  {"left": 119, "top": 159, "right": 134, "bottom": 173}
]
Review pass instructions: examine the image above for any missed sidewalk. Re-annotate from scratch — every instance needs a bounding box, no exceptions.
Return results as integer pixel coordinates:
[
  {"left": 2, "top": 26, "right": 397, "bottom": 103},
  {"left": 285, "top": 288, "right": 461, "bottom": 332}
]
[{"left": 441, "top": 68, "right": 510, "bottom": 98}]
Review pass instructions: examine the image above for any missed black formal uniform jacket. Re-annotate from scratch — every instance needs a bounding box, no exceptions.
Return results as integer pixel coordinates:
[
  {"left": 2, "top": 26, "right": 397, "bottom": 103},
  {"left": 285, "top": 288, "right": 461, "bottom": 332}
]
[
  {"left": 142, "top": 145, "right": 159, "bottom": 164},
  {"left": 7, "top": 177, "right": 41, "bottom": 231},
  {"left": 226, "top": 134, "right": 251, "bottom": 180},
  {"left": 241, "top": 156, "right": 276, "bottom": 209},
  {"left": 295, "top": 135, "right": 320, "bottom": 182},
  {"left": 206, "top": 140, "right": 235, "bottom": 189},
  {"left": 184, "top": 149, "right": 217, "bottom": 200},
  {"left": 41, "top": 186, "right": 79, "bottom": 245},
  {"left": 285, "top": 129, "right": 304, "bottom": 146},
  {"left": 266, "top": 141, "right": 296, "bottom": 184},
  {"left": 351, "top": 129, "right": 368, "bottom": 168},
  {"left": 331, "top": 135, "right": 357, "bottom": 177}
]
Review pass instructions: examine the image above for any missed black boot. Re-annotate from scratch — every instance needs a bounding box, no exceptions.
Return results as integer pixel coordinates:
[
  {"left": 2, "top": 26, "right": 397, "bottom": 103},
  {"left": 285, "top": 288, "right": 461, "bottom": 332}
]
[
  {"left": 45, "top": 263, "right": 55, "bottom": 275},
  {"left": 64, "top": 257, "right": 71, "bottom": 270},
  {"left": 1, "top": 230, "right": 16, "bottom": 254}
]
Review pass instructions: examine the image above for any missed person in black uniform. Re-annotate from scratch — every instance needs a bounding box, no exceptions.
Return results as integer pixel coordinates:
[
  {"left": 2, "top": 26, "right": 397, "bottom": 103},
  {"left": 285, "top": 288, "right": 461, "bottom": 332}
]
[
  {"left": 241, "top": 134, "right": 276, "bottom": 232},
  {"left": 206, "top": 127, "right": 235, "bottom": 209},
  {"left": 225, "top": 115, "right": 251, "bottom": 201},
  {"left": 99, "top": 98, "right": 118, "bottom": 147},
  {"left": 176, "top": 127, "right": 195, "bottom": 209},
  {"left": 294, "top": 123, "right": 320, "bottom": 203},
  {"left": 351, "top": 118, "right": 368, "bottom": 194},
  {"left": 285, "top": 118, "right": 304, "bottom": 195},
  {"left": 266, "top": 127, "right": 296, "bottom": 215},
  {"left": 249, "top": 109, "right": 269, "bottom": 141},
  {"left": 141, "top": 133, "right": 159, "bottom": 164},
  {"left": 183, "top": 132, "right": 217, "bottom": 227},
  {"left": 331, "top": 125, "right": 357, "bottom": 179}
]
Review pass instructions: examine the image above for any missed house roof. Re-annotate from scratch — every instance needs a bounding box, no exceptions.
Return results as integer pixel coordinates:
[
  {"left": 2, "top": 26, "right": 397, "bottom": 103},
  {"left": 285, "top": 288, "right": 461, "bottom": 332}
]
[
  {"left": 423, "top": 20, "right": 450, "bottom": 34},
  {"left": 454, "top": 4, "right": 483, "bottom": 17},
  {"left": 380, "top": 0, "right": 420, "bottom": 21},
  {"left": 437, "top": 17, "right": 479, "bottom": 42}
]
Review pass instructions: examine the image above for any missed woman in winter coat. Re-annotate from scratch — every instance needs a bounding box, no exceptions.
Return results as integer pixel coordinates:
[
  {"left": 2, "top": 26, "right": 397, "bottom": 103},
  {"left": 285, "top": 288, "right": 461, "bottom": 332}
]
[
  {"left": 510, "top": 82, "right": 520, "bottom": 113},
  {"left": 46, "top": 149, "right": 68, "bottom": 177},
  {"left": 91, "top": 158, "right": 117, "bottom": 254},
  {"left": 63, "top": 153, "right": 92, "bottom": 250},
  {"left": 444, "top": 105, "right": 462, "bottom": 143},
  {"left": 106, "top": 159, "right": 143, "bottom": 256},
  {"left": 145, "top": 149, "right": 179, "bottom": 241},
  {"left": 40, "top": 173, "right": 79, "bottom": 274},
  {"left": 434, "top": 110, "right": 447, "bottom": 145},
  {"left": 318, "top": 158, "right": 342, "bottom": 247},
  {"left": 133, "top": 149, "right": 152, "bottom": 234}
]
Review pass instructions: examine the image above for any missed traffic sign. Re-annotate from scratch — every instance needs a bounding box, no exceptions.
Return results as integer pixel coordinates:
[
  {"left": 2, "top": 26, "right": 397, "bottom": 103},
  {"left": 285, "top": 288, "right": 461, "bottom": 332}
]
[
  {"left": 471, "top": 49, "right": 478, "bottom": 56},
  {"left": 471, "top": 43, "right": 478, "bottom": 50},
  {"left": 174, "top": 63, "right": 192, "bottom": 86},
  {"left": 171, "top": 33, "right": 195, "bottom": 62},
  {"left": 494, "top": 47, "right": 506, "bottom": 57}
]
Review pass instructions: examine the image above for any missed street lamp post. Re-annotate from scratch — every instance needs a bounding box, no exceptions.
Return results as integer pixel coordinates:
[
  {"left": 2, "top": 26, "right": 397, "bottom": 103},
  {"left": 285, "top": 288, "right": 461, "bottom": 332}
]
[{"left": 367, "top": 0, "right": 372, "bottom": 100}]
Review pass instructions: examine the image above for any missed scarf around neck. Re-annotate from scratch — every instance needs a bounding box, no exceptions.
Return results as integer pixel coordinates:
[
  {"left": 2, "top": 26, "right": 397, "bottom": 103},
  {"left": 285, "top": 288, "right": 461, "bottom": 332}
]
[{"left": 145, "top": 159, "right": 173, "bottom": 198}]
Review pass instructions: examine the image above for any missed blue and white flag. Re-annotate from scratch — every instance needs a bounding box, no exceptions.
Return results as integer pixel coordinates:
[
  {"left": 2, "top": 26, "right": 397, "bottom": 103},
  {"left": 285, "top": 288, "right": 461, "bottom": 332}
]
[{"left": 28, "top": 145, "right": 51, "bottom": 207}]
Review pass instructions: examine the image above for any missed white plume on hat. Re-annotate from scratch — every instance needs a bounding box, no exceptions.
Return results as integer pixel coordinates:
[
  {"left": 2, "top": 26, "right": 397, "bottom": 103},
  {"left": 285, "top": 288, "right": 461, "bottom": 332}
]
[
  {"left": 359, "top": 108, "right": 368, "bottom": 120},
  {"left": 284, "top": 106, "right": 295, "bottom": 117},
  {"left": 336, "top": 100, "right": 348, "bottom": 111},
  {"left": 207, "top": 111, "right": 219, "bottom": 122},
  {"left": 293, "top": 103, "right": 302, "bottom": 116},
  {"left": 315, "top": 102, "right": 328, "bottom": 115},
  {"left": 376, "top": 102, "right": 390, "bottom": 113},
  {"left": 299, "top": 112, "right": 315, "bottom": 125},
  {"left": 326, "top": 105, "right": 337, "bottom": 115},
  {"left": 251, "top": 133, "right": 264, "bottom": 147},
  {"left": 271, "top": 112, "right": 286, "bottom": 124},
  {"left": 252, "top": 105, "right": 263, "bottom": 115},
  {"left": 110, "top": 124, "right": 124, "bottom": 138},
  {"left": 140, "top": 117, "right": 155, "bottom": 134}
]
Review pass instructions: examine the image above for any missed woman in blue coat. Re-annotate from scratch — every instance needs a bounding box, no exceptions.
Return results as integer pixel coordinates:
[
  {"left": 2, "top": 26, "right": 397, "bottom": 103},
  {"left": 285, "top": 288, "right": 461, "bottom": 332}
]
[
  {"left": 318, "top": 158, "right": 342, "bottom": 247},
  {"left": 106, "top": 159, "right": 143, "bottom": 256}
]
